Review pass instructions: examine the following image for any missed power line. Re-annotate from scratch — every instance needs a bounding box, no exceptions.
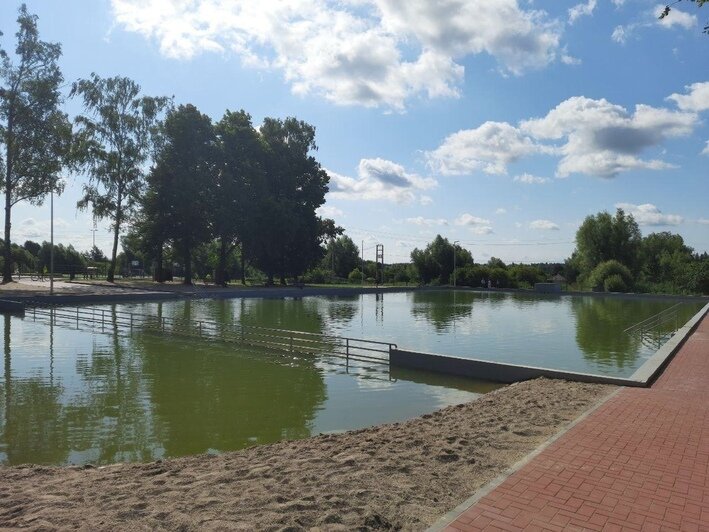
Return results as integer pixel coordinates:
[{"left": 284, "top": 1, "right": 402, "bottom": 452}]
[{"left": 346, "top": 227, "right": 573, "bottom": 247}]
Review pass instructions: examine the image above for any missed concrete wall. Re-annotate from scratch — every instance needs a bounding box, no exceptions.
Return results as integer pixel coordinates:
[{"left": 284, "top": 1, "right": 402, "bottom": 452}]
[{"left": 390, "top": 349, "right": 644, "bottom": 387}]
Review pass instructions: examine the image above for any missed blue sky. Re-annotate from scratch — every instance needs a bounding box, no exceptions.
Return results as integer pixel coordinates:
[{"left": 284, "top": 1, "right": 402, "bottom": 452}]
[{"left": 1, "top": 0, "right": 708, "bottom": 264}]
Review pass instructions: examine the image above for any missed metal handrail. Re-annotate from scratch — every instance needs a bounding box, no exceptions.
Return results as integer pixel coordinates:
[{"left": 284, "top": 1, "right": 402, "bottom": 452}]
[
  {"left": 623, "top": 302, "right": 684, "bottom": 334},
  {"left": 27, "top": 304, "right": 396, "bottom": 365}
]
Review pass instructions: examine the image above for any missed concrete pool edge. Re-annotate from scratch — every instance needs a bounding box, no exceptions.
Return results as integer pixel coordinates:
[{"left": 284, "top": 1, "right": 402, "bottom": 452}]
[
  {"left": 391, "top": 302, "right": 709, "bottom": 388},
  {"left": 629, "top": 300, "right": 709, "bottom": 384}
]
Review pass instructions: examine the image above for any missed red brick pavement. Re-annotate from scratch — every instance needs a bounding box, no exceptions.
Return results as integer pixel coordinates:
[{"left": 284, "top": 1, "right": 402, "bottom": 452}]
[{"left": 444, "top": 314, "right": 709, "bottom": 532}]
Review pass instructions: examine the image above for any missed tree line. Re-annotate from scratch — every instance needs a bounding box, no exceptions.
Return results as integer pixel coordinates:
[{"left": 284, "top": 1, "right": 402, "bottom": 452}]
[{"left": 1, "top": 5, "right": 338, "bottom": 285}]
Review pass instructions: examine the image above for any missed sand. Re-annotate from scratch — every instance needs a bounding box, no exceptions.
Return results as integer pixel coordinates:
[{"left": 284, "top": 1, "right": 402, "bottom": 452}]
[{"left": 0, "top": 378, "right": 613, "bottom": 531}]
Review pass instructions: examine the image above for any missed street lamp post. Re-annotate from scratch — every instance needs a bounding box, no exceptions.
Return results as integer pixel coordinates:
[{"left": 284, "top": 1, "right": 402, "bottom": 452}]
[{"left": 453, "top": 240, "right": 459, "bottom": 288}]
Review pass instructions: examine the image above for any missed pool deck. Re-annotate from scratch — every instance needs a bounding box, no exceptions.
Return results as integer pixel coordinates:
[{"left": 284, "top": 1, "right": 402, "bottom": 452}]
[{"left": 431, "top": 313, "right": 709, "bottom": 531}]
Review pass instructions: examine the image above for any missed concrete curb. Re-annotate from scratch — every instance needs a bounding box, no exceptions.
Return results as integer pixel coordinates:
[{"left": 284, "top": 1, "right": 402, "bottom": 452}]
[{"left": 426, "top": 387, "right": 623, "bottom": 532}]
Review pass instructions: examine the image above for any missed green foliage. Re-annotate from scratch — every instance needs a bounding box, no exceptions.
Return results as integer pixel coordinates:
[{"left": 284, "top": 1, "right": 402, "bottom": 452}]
[
  {"left": 0, "top": 5, "right": 71, "bottom": 281},
  {"left": 508, "top": 264, "right": 545, "bottom": 287},
  {"left": 71, "top": 73, "right": 170, "bottom": 281},
  {"left": 348, "top": 268, "right": 362, "bottom": 284},
  {"left": 588, "top": 260, "right": 633, "bottom": 292},
  {"left": 575, "top": 209, "right": 641, "bottom": 276},
  {"left": 411, "top": 235, "right": 473, "bottom": 285},
  {"left": 455, "top": 264, "right": 489, "bottom": 287},
  {"left": 322, "top": 235, "right": 359, "bottom": 279},
  {"left": 302, "top": 267, "right": 331, "bottom": 284},
  {"left": 659, "top": 1, "right": 708, "bottom": 34},
  {"left": 603, "top": 274, "right": 627, "bottom": 293}
]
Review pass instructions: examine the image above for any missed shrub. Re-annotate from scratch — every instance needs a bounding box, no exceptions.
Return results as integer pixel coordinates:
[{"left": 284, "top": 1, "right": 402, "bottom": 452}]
[
  {"left": 588, "top": 260, "right": 633, "bottom": 292},
  {"left": 603, "top": 274, "right": 627, "bottom": 293},
  {"left": 348, "top": 268, "right": 362, "bottom": 283},
  {"left": 303, "top": 268, "right": 330, "bottom": 284}
]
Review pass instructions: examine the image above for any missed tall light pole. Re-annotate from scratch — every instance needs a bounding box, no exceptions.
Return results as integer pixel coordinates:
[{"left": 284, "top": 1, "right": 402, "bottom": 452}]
[{"left": 453, "top": 240, "right": 459, "bottom": 288}]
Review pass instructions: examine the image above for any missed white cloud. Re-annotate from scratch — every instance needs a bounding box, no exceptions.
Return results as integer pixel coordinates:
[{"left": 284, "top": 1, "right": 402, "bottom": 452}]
[
  {"left": 703, "top": 141, "right": 709, "bottom": 156},
  {"left": 521, "top": 96, "right": 696, "bottom": 177},
  {"left": 405, "top": 216, "right": 448, "bottom": 227},
  {"left": 454, "top": 213, "right": 493, "bottom": 234},
  {"left": 426, "top": 121, "right": 547, "bottom": 175},
  {"left": 615, "top": 202, "right": 683, "bottom": 226},
  {"left": 697, "top": 218, "right": 709, "bottom": 225},
  {"left": 529, "top": 219, "right": 560, "bottom": 230},
  {"left": 419, "top": 195, "right": 434, "bottom": 206},
  {"left": 656, "top": 4, "right": 697, "bottom": 30},
  {"left": 316, "top": 205, "right": 344, "bottom": 218},
  {"left": 611, "top": 25, "right": 629, "bottom": 44},
  {"left": 667, "top": 82, "right": 709, "bottom": 112},
  {"left": 513, "top": 173, "right": 550, "bottom": 184},
  {"left": 328, "top": 158, "right": 436, "bottom": 203},
  {"left": 495, "top": 208, "right": 507, "bottom": 215},
  {"left": 110, "top": 0, "right": 564, "bottom": 110},
  {"left": 568, "top": 0, "right": 596, "bottom": 24}
]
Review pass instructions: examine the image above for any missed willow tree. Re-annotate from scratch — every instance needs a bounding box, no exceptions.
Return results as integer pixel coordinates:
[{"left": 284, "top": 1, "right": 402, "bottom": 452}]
[
  {"left": 71, "top": 74, "right": 169, "bottom": 282},
  {"left": 0, "top": 5, "right": 71, "bottom": 282}
]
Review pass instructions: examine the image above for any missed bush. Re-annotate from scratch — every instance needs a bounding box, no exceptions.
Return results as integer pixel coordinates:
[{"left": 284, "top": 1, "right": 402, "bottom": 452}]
[
  {"left": 303, "top": 267, "right": 331, "bottom": 284},
  {"left": 348, "top": 268, "right": 362, "bottom": 283},
  {"left": 603, "top": 274, "right": 627, "bottom": 293},
  {"left": 588, "top": 260, "right": 633, "bottom": 292}
]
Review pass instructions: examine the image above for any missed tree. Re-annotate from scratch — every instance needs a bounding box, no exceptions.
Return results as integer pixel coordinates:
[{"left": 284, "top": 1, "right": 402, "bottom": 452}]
[
  {"left": 660, "top": 1, "right": 708, "bottom": 34},
  {"left": 150, "top": 104, "right": 215, "bottom": 285},
  {"left": 71, "top": 74, "right": 169, "bottom": 282},
  {"left": 640, "top": 232, "right": 692, "bottom": 285},
  {"left": 213, "top": 110, "right": 262, "bottom": 286},
  {"left": 322, "top": 235, "right": 359, "bottom": 279},
  {"left": 0, "top": 5, "right": 71, "bottom": 282},
  {"left": 574, "top": 209, "right": 641, "bottom": 277},
  {"left": 249, "top": 117, "right": 335, "bottom": 284},
  {"left": 411, "top": 235, "right": 473, "bottom": 285}
]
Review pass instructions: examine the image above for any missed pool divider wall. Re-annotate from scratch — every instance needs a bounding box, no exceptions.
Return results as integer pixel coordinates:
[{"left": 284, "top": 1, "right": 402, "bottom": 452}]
[
  {"left": 390, "top": 301, "right": 709, "bottom": 388},
  {"left": 0, "top": 299, "right": 25, "bottom": 316}
]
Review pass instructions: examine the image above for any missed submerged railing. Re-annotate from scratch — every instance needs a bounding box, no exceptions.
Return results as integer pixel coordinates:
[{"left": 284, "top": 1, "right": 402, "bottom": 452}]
[
  {"left": 624, "top": 302, "right": 685, "bottom": 349},
  {"left": 26, "top": 304, "right": 395, "bottom": 366}
]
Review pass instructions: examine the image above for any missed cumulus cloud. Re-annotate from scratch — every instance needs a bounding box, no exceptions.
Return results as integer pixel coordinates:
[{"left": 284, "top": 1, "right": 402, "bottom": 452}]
[
  {"left": 328, "top": 158, "right": 436, "bottom": 203},
  {"left": 454, "top": 213, "right": 493, "bottom": 234},
  {"left": 110, "top": 0, "right": 564, "bottom": 110},
  {"left": 703, "top": 141, "right": 709, "bottom": 156},
  {"left": 405, "top": 216, "right": 448, "bottom": 227},
  {"left": 521, "top": 96, "right": 696, "bottom": 177},
  {"left": 697, "top": 218, "right": 709, "bottom": 225},
  {"left": 427, "top": 89, "right": 700, "bottom": 179},
  {"left": 513, "top": 173, "right": 550, "bottom": 184},
  {"left": 495, "top": 208, "right": 507, "bottom": 215},
  {"left": 568, "top": 0, "right": 596, "bottom": 24},
  {"left": 426, "top": 122, "right": 548, "bottom": 175},
  {"left": 667, "top": 82, "right": 709, "bottom": 112},
  {"left": 615, "top": 202, "right": 683, "bottom": 226},
  {"left": 529, "top": 219, "right": 560, "bottom": 230},
  {"left": 656, "top": 4, "right": 697, "bottom": 30}
]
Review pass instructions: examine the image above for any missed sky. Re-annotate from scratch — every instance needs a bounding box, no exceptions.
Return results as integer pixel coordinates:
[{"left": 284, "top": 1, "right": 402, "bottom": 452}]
[{"left": 1, "top": 0, "right": 708, "bottom": 265}]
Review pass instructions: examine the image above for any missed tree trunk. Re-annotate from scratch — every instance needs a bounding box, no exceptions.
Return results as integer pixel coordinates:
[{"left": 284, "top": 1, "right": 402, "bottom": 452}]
[
  {"left": 3, "top": 118, "right": 14, "bottom": 284},
  {"left": 215, "top": 237, "right": 227, "bottom": 286},
  {"left": 240, "top": 242, "right": 246, "bottom": 285},
  {"left": 107, "top": 193, "right": 122, "bottom": 283},
  {"left": 155, "top": 244, "right": 164, "bottom": 282},
  {"left": 183, "top": 247, "right": 192, "bottom": 285}
]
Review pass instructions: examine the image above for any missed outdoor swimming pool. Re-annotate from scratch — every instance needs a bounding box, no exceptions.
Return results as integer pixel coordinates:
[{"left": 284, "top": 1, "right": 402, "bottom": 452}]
[{"left": 0, "top": 290, "right": 702, "bottom": 466}]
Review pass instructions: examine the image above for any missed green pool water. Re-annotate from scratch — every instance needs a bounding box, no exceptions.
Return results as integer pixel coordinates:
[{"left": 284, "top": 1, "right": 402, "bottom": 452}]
[{"left": 0, "top": 291, "right": 702, "bottom": 466}]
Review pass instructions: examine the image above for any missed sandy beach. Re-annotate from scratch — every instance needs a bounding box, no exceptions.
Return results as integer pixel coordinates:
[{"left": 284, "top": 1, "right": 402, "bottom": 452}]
[{"left": 0, "top": 378, "right": 613, "bottom": 531}]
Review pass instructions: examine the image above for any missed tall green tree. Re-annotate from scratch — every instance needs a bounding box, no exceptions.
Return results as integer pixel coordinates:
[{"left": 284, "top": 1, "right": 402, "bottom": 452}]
[
  {"left": 250, "top": 117, "right": 335, "bottom": 284},
  {"left": 71, "top": 74, "right": 169, "bottom": 282},
  {"left": 213, "top": 110, "right": 262, "bottom": 286},
  {"left": 411, "top": 235, "right": 473, "bottom": 285},
  {"left": 150, "top": 104, "right": 215, "bottom": 285},
  {"left": 322, "top": 235, "right": 360, "bottom": 279},
  {"left": 0, "top": 5, "right": 71, "bottom": 282},
  {"left": 574, "top": 209, "right": 641, "bottom": 276}
]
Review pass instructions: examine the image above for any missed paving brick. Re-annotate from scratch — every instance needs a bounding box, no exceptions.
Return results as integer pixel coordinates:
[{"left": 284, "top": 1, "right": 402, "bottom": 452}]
[{"left": 444, "top": 314, "right": 709, "bottom": 532}]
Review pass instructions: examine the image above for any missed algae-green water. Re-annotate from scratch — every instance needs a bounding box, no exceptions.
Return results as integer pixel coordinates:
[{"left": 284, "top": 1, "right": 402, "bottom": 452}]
[{"left": 0, "top": 291, "right": 701, "bottom": 466}]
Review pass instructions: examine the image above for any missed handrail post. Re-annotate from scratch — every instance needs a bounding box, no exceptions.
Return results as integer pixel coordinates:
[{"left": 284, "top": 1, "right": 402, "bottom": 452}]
[
  {"left": 101, "top": 309, "right": 105, "bottom": 331},
  {"left": 76, "top": 307, "right": 79, "bottom": 329},
  {"left": 346, "top": 338, "right": 349, "bottom": 359}
]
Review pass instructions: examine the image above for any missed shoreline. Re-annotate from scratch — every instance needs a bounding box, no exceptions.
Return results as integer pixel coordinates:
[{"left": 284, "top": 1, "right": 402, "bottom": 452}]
[{"left": 0, "top": 378, "right": 614, "bottom": 531}]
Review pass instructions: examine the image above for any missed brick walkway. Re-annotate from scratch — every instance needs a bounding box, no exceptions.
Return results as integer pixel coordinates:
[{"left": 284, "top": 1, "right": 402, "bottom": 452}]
[{"left": 443, "top": 314, "right": 709, "bottom": 531}]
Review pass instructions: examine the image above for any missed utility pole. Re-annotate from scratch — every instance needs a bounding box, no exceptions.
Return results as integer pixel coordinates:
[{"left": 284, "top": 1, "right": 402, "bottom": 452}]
[
  {"left": 375, "top": 244, "right": 384, "bottom": 287},
  {"left": 453, "top": 240, "right": 459, "bottom": 288},
  {"left": 91, "top": 218, "right": 97, "bottom": 249},
  {"left": 361, "top": 240, "right": 365, "bottom": 287}
]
